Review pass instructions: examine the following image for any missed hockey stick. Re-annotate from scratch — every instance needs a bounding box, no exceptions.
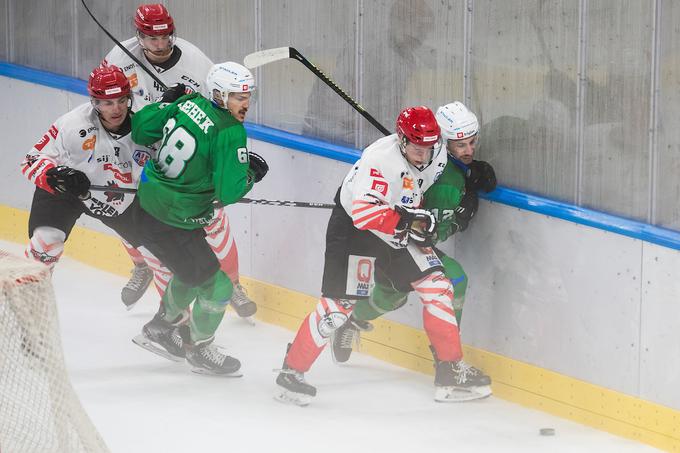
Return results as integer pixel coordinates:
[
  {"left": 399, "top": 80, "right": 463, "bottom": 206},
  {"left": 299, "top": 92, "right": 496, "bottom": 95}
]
[
  {"left": 80, "top": 0, "right": 168, "bottom": 90},
  {"left": 244, "top": 47, "right": 391, "bottom": 136},
  {"left": 87, "top": 185, "right": 335, "bottom": 209}
]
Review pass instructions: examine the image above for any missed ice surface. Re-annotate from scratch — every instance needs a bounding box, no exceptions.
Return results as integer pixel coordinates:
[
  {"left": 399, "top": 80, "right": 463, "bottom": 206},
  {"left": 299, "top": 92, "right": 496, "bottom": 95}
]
[{"left": 0, "top": 240, "right": 659, "bottom": 453}]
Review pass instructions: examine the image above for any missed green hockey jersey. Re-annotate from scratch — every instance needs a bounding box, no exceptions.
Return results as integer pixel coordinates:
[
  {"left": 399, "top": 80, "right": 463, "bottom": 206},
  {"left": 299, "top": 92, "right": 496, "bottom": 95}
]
[
  {"left": 423, "top": 159, "right": 466, "bottom": 243},
  {"left": 132, "top": 93, "right": 253, "bottom": 229}
]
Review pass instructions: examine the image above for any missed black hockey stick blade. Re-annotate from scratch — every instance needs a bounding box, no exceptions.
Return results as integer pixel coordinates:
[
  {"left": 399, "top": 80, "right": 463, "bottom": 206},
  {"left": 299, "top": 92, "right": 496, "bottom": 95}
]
[
  {"left": 88, "top": 185, "right": 334, "bottom": 209},
  {"left": 80, "top": 0, "right": 168, "bottom": 91},
  {"left": 244, "top": 47, "right": 391, "bottom": 136}
]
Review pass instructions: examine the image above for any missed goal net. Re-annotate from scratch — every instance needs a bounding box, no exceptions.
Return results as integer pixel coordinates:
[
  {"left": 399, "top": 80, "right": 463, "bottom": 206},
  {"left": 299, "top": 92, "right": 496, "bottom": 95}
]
[{"left": 0, "top": 251, "right": 109, "bottom": 453}]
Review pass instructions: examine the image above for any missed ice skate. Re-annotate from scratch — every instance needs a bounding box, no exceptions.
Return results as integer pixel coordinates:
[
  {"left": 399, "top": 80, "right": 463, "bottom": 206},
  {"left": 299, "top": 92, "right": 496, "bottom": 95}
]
[
  {"left": 275, "top": 368, "right": 317, "bottom": 407},
  {"left": 132, "top": 308, "right": 187, "bottom": 362},
  {"left": 330, "top": 316, "right": 374, "bottom": 363},
  {"left": 181, "top": 327, "right": 242, "bottom": 377},
  {"left": 121, "top": 262, "right": 153, "bottom": 310},
  {"left": 433, "top": 359, "right": 492, "bottom": 402},
  {"left": 230, "top": 283, "right": 257, "bottom": 323},
  {"left": 274, "top": 344, "right": 317, "bottom": 406}
]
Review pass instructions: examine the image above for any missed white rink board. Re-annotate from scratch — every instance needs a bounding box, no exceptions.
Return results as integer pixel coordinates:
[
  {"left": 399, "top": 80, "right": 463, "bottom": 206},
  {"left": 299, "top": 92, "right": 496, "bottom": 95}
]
[{"left": 1, "top": 78, "right": 679, "bottom": 413}]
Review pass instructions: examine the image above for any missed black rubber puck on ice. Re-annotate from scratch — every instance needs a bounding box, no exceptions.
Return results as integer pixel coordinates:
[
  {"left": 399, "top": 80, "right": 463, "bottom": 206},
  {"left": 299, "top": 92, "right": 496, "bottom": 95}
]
[{"left": 539, "top": 428, "right": 555, "bottom": 436}]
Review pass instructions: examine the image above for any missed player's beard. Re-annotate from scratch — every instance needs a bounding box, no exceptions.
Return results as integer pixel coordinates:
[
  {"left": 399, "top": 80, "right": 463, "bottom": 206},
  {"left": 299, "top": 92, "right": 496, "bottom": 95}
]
[{"left": 144, "top": 47, "right": 173, "bottom": 62}]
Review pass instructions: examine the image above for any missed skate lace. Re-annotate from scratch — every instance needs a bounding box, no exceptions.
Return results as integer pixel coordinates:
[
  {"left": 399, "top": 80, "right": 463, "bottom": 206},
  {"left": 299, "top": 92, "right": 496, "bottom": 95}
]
[
  {"left": 337, "top": 323, "right": 360, "bottom": 350},
  {"left": 170, "top": 329, "right": 183, "bottom": 350},
  {"left": 453, "top": 360, "right": 477, "bottom": 383},
  {"left": 201, "top": 344, "right": 227, "bottom": 366},
  {"left": 231, "top": 284, "right": 252, "bottom": 307},
  {"left": 126, "top": 265, "right": 151, "bottom": 290}
]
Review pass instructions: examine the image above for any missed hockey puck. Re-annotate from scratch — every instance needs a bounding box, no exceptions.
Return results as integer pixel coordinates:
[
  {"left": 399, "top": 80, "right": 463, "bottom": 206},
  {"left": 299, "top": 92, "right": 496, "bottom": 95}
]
[{"left": 539, "top": 428, "right": 555, "bottom": 436}]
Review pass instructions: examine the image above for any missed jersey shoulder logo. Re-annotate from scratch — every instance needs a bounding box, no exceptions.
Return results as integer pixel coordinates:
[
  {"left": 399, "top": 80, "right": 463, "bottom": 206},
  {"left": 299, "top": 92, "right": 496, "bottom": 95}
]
[
  {"left": 371, "top": 179, "right": 388, "bottom": 196},
  {"left": 34, "top": 134, "right": 50, "bottom": 152}
]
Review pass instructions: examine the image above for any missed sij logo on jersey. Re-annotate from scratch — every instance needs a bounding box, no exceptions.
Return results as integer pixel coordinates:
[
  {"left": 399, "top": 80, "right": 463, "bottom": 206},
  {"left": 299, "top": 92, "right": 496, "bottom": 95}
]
[
  {"left": 370, "top": 168, "right": 383, "bottom": 178},
  {"left": 371, "top": 179, "right": 388, "bottom": 196},
  {"left": 133, "top": 149, "right": 151, "bottom": 167},
  {"left": 402, "top": 177, "right": 414, "bottom": 190},
  {"left": 103, "top": 163, "right": 132, "bottom": 184}
]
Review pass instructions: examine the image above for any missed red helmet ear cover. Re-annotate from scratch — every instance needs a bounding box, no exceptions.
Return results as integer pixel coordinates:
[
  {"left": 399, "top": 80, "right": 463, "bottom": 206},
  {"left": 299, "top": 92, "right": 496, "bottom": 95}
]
[{"left": 396, "top": 106, "right": 440, "bottom": 146}]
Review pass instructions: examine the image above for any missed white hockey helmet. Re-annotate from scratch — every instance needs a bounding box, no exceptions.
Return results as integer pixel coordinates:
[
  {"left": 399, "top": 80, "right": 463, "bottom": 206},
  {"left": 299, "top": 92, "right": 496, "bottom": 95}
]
[
  {"left": 435, "top": 101, "right": 479, "bottom": 141},
  {"left": 205, "top": 62, "right": 256, "bottom": 107}
]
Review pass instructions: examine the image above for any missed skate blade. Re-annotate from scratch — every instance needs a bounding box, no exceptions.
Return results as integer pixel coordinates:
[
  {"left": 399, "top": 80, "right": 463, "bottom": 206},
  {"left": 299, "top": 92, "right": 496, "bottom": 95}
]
[
  {"left": 434, "top": 385, "right": 492, "bottom": 402},
  {"left": 274, "top": 389, "right": 311, "bottom": 407},
  {"left": 124, "top": 301, "right": 138, "bottom": 312},
  {"left": 241, "top": 316, "right": 256, "bottom": 326},
  {"left": 132, "top": 335, "right": 185, "bottom": 363},
  {"left": 190, "top": 367, "right": 243, "bottom": 378}
]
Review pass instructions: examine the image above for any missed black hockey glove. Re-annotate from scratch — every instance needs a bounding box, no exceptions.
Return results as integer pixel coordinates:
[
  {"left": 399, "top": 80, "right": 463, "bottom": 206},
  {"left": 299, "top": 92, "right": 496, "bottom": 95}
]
[
  {"left": 395, "top": 205, "right": 437, "bottom": 247},
  {"left": 160, "top": 83, "right": 188, "bottom": 104},
  {"left": 248, "top": 152, "right": 269, "bottom": 183},
  {"left": 466, "top": 160, "right": 497, "bottom": 193},
  {"left": 453, "top": 189, "right": 479, "bottom": 233},
  {"left": 46, "top": 166, "right": 91, "bottom": 197}
]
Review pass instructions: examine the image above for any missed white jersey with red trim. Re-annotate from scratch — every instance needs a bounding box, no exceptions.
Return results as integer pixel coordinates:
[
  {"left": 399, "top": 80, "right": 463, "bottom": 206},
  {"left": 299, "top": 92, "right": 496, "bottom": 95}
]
[
  {"left": 339, "top": 134, "right": 447, "bottom": 248},
  {"left": 103, "top": 37, "right": 214, "bottom": 111},
  {"left": 20, "top": 103, "right": 154, "bottom": 217}
]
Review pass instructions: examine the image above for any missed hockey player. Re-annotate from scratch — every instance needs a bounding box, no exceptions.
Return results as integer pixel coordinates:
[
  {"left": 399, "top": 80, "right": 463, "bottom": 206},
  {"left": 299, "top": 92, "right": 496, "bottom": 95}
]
[
  {"left": 128, "top": 62, "right": 268, "bottom": 376},
  {"left": 330, "top": 102, "right": 497, "bottom": 391},
  {"left": 275, "top": 106, "right": 490, "bottom": 405},
  {"left": 21, "top": 65, "right": 154, "bottom": 273},
  {"left": 103, "top": 3, "right": 255, "bottom": 317}
]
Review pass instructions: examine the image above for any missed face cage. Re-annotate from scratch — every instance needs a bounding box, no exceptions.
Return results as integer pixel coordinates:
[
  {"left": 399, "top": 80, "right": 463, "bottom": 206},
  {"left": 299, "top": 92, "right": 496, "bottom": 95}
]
[
  {"left": 91, "top": 94, "right": 133, "bottom": 115},
  {"left": 398, "top": 133, "right": 440, "bottom": 171},
  {"left": 136, "top": 31, "right": 176, "bottom": 54}
]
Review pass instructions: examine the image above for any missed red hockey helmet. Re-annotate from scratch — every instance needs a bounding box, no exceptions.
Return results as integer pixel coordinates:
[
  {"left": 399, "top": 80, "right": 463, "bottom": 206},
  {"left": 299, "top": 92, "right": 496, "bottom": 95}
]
[
  {"left": 88, "top": 65, "right": 131, "bottom": 99},
  {"left": 134, "top": 4, "right": 174, "bottom": 36},
  {"left": 396, "top": 106, "right": 441, "bottom": 147}
]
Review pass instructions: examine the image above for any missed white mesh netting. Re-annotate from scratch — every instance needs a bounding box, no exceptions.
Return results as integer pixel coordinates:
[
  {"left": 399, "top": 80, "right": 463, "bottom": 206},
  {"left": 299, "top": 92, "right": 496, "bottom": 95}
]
[{"left": 0, "top": 251, "right": 109, "bottom": 453}]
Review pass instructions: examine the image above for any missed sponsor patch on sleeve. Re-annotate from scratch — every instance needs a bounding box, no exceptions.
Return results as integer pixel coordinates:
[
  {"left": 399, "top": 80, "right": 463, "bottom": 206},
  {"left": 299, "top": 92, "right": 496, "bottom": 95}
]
[{"left": 371, "top": 179, "right": 388, "bottom": 196}]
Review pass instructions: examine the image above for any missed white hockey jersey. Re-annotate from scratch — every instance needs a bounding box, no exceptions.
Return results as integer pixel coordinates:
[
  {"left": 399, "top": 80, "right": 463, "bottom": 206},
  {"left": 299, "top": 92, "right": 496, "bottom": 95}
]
[
  {"left": 103, "top": 37, "right": 214, "bottom": 111},
  {"left": 340, "top": 134, "right": 447, "bottom": 248},
  {"left": 21, "top": 103, "right": 155, "bottom": 217}
]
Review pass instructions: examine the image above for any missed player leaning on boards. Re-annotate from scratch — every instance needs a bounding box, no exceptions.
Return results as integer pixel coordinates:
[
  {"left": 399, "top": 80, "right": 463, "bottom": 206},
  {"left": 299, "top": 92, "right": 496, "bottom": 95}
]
[
  {"left": 103, "top": 3, "right": 256, "bottom": 318},
  {"left": 275, "top": 106, "right": 490, "bottom": 405},
  {"left": 128, "top": 62, "right": 268, "bottom": 376},
  {"left": 20, "top": 65, "right": 154, "bottom": 273},
  {"left": 330, "top": 102, "right": 497, "bottom": 399}
]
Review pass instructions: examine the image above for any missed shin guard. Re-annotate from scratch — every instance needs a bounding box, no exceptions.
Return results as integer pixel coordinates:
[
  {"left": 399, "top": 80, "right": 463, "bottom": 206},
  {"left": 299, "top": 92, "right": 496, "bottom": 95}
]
[
  {"left": 285, "top": 297, "right": 354, "bottom": 372},
  {"left": 412, "top": 271, "right": 462, "bottom": 362}
]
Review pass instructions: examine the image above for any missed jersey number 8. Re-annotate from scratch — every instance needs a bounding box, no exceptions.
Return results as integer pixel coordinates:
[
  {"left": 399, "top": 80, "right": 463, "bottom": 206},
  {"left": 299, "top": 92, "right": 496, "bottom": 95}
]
[{"left": 157, "top": 118, "right": 197, "bottom": 178}]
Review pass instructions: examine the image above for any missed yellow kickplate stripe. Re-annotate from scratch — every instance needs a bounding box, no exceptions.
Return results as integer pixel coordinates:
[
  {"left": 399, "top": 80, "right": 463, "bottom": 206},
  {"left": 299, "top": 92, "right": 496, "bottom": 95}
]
[{"left": 1, "top": 203, "right": 678, "bottom": 451}]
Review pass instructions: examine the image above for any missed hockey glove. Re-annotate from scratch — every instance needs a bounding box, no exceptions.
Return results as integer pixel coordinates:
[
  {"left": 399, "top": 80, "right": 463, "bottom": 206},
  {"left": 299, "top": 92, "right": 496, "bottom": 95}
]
[
  {"left": 159, "top": 83, "right": 188, "bottom": 104},
  {"left": 248, "top": 152, "right": 269, "bottom": 183},
  {"left": 466, "top": 160, "right": 497, "bottom": 193},
  {"left": 395, "top": 205, "right": 437, "bottom": 247},
  {"left": 453, "top": 189, "right": 479, "bottom": 232},
  {"left": 46, "top": 166, "right": 91, "bottom": 197}
]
